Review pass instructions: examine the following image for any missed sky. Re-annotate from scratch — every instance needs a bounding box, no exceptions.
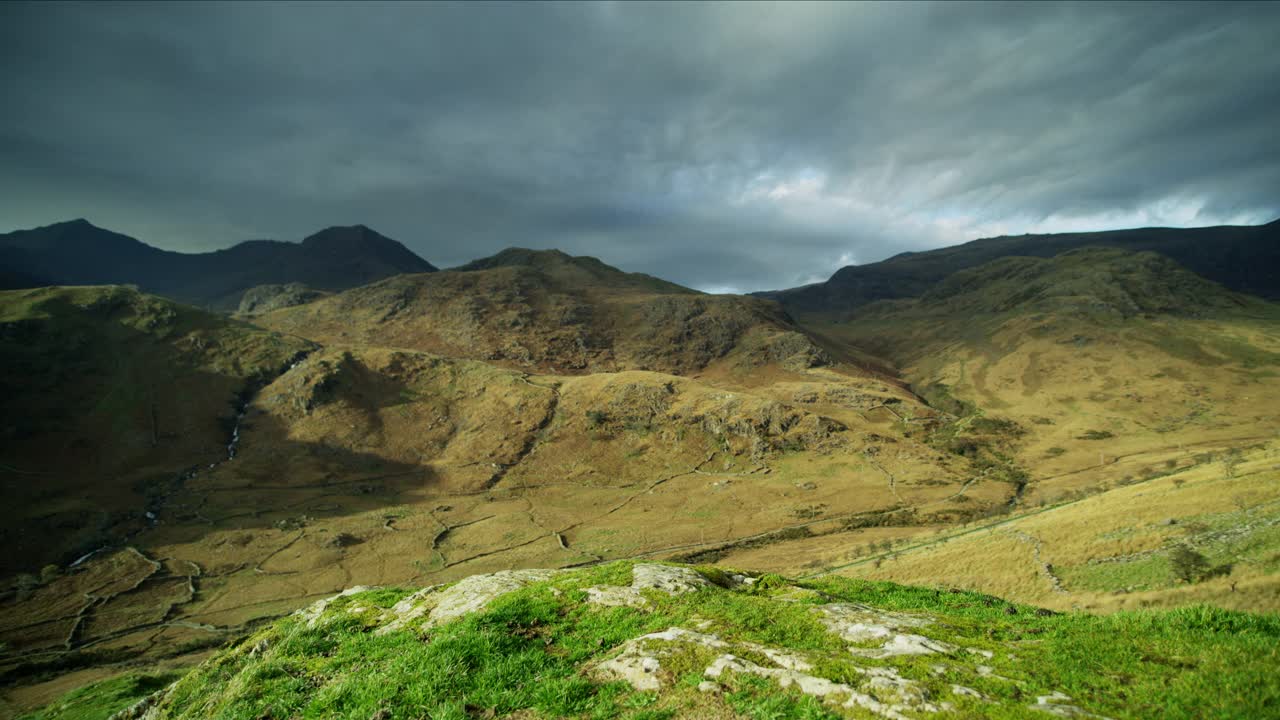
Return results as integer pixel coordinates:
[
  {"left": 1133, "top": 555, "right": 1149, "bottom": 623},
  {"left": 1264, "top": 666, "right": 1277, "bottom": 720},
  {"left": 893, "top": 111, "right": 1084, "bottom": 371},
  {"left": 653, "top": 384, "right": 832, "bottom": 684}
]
[{"left": 2, "top": 1, "right": 1278, "bottom": 293}]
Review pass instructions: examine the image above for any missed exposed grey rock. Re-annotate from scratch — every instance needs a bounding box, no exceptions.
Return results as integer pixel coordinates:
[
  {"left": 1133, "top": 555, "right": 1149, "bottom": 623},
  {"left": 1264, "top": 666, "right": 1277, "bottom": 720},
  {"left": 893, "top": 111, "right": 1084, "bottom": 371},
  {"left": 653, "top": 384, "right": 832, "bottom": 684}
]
[
  {"left": 596, "top": 627, "right": 729, "bottom": 691},
  {"left": 817, "top": 603, "right": 956, "bottom": 657},
  {"left": 107, "top": 682, "right": 180, "bottom": 720},
  {"left": 374, "top": 585, "right": 443, "bottom": 635},
  {"left": 850, "top": 632, "right": 956, "bottom": 658},
  {"left": 237, "top": 283, "right": 326, "bottom": 314},
  {"left": 595, "top": 622, "right": 947, "bottom": 720},
  {"left": 705, "top": 653, "right": 937, "bottom": 719},
  {"left": 1031, "top": 691, "right": 1115, "bottom": 718},
  {"left": 585, "top": 584, "right": 650, "bottom": 608},
  {"left": 377, "top": 569, "right": 559, "bottom": 635},
  {"left": 631, "top": 563, "right": 714, "bottom": 594},
  {"left": 295, "top": 586, "right": 375, "bottom": 628},
  {"left": 585, "top": 563, "right": 714, "bottom": 608}
]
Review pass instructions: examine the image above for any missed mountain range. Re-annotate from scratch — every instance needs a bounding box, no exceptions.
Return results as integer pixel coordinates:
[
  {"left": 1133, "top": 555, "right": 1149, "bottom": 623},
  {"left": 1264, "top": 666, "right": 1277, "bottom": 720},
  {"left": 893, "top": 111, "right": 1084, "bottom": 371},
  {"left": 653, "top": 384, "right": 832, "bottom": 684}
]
[
  {"left": 0, "top": 220, "right": 437, "bottom": 310},
  {"left": 3, "top": 218, "right": 1278, "bottom": 317},
  {"left": 761, "top": 219, "right": 1280, "bottom": 316}
]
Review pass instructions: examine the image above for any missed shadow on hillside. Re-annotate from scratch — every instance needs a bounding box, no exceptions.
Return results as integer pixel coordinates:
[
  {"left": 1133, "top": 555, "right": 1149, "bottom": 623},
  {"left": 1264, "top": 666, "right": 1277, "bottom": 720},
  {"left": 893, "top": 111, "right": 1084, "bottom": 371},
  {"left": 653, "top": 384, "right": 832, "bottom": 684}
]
[
  {"left": 0, "top": 389, "right": 441, "bottom": 582},
  {"left": 0, "top": 296, "right": 448, "bottom": 581}
]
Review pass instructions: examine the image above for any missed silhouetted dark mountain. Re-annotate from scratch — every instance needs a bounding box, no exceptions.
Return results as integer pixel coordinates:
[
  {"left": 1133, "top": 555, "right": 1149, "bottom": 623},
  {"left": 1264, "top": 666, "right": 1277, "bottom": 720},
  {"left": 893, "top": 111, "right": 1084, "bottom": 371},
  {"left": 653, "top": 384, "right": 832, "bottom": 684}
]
[
  {"left": 0, "top": 246, "right": 51, "bottom": 289},
  {"left": 0, "top": 220, "right": 437, "bottom": 309},
  {"left": 760, "top": 219, "right": 1280, "bottom": 316}
]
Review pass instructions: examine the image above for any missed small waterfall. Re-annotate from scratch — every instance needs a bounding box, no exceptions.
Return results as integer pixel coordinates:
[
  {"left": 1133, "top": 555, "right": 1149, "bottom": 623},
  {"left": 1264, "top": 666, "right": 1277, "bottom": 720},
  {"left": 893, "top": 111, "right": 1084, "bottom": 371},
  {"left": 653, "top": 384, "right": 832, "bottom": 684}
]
[
  {"left": 124, "top": 347, "right": 317, "bottom": 543},
  {"left": 226, "top": 407, "right": 247, "bottom": 460},
  {"left": 223, "top": 349, "right": 312, "bottom": 462},
  {"left": 70, "top": 547, "right": 108, "bottom": 568}
]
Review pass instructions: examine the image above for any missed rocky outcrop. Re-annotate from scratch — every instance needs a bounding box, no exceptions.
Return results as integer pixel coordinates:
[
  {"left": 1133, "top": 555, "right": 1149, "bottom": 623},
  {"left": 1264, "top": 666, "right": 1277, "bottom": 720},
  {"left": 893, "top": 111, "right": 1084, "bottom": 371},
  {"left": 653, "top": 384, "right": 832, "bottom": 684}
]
[
  {"left": 374, "top": 569, "right": 559, "bottom": 635},
  {"left": 131, "top": 562, "right": 1132, "bottom": 720},
  {"left": 584, "top": 562, "right": 723, "bottom": 608},
  {"left": 236, "top": 282, "right": 326, "bottom": 315}
]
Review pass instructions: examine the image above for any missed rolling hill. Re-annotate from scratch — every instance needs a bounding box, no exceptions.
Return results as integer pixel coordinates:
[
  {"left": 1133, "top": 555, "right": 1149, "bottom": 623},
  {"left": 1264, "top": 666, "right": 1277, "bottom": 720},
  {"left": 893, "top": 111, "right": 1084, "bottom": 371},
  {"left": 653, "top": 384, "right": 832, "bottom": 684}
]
[
  {"left": 0, "top": 220, "right": 437, "bottom": 310},
  {"left": 251, "top": 248, "right": 832, "bottom": 377}
]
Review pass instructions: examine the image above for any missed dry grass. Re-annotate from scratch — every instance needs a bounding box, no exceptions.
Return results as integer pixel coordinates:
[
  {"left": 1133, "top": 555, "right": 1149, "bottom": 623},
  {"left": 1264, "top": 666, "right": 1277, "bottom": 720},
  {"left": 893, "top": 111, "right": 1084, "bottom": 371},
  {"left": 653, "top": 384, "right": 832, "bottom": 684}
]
[
  {"left": 1, "top": 338, "right": 979, "bottom": 695},
  {"left": 7, "top": 250, "right": 1280, "bottom": 711},
  {"left": 835, "top": 442, "right": 1280, "bottom": 612}
]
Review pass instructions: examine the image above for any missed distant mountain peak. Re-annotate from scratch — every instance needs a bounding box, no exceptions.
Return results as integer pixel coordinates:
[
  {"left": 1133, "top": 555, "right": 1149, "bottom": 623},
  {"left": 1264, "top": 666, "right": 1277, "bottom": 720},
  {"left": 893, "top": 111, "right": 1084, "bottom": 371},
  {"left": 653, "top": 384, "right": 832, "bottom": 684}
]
[
  {"left": 302, "top": 224, "right": 393, "bottom": 246},
  {"left": 297, "top": 225, "right": 437, "bottom": 270},
  {"left": 458, "top": 247, "right": 583, "bottom": 269},
  {"left": 456, "top": 247, "right": 694, "bottom": 294},
  {"left": 33, "top": 217, "right": 107, "bottom": 234},
  {"left": 457, "top": 247, "right": 629, "bottom": 278}
]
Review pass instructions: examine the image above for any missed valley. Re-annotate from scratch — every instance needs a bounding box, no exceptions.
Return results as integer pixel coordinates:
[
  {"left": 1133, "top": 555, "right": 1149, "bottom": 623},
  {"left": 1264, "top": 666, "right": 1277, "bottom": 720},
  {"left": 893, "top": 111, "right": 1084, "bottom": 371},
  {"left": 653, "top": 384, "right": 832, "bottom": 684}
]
[{"left": 2, "top": 234, "right": 1278, "bottom": 718}]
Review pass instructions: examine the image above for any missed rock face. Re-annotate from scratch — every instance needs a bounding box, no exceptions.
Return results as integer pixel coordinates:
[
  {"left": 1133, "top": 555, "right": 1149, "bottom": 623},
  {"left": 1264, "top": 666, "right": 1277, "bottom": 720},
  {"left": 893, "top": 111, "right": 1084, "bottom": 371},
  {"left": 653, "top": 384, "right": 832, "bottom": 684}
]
[
  {"left": 818, "top": 603, "right": 957, "bottom": 658},
  {"left": 236, "top": 282, "right": 326, "bottom": 314},
  {"left": 128, "top": 562, "right": 1133, "bottom": 720},
  {"left": 585, "top": 563, "right": 716, "bottom": 608},
  {"left": 375, "top": 569, "right": 560, "bottom": 635}
]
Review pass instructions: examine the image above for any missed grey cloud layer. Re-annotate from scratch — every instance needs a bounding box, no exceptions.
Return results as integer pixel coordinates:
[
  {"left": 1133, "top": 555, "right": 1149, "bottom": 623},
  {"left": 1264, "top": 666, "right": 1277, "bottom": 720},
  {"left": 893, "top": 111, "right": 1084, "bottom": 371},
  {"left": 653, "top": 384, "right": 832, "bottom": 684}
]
[{"left": 2, "top": 1, "right": 1277, "bottom": 291}]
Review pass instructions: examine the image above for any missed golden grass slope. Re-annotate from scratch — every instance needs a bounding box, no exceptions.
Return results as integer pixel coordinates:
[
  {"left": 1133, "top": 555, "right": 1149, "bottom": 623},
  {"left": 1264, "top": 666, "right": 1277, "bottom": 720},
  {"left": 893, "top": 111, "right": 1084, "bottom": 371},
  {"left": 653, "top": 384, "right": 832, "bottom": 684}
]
[
  {"left": 806, "top": 248, "right": 1280, "bottom": 503},
  {"left": 836, "top": 440, "right": 1280, "bottom": 614},
  {"left": 1, "top": 338, "right": 986, "bottom": 687}
]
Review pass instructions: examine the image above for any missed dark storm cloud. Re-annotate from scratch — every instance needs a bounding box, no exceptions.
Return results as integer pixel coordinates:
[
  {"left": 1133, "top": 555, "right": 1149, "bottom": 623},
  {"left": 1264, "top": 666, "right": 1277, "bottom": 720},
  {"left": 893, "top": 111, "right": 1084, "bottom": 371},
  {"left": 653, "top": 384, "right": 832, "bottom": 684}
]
[{"left": 2, "top": 1, "right": 1278, "bottom": 291}]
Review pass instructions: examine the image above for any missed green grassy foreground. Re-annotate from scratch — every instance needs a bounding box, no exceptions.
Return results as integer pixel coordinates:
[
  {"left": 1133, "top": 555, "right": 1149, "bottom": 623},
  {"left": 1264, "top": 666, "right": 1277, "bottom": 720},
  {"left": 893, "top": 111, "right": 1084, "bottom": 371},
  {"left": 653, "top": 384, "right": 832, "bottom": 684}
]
[
  {"left": 23, "top": 562, "right": 1280, "bottom": 719},
  {"left": 17, "top": 672, "right": 180, "bottom": 720}
]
